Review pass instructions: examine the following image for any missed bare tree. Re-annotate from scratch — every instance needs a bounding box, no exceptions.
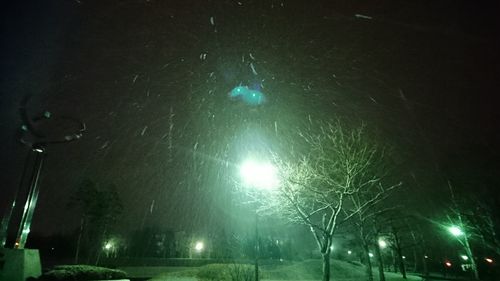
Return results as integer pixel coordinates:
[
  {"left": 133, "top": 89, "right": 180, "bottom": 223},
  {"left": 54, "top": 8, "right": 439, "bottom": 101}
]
[
  {"left": 469, "top": 203, "right": 500, "bottom": 256},
  {"left": 68, "top": 179, "right": 123, "bottom": 264},
  {"left": 455, "top": 194, "right": 500, "bottom": 257},
  {"left": 344, "top": 177, "right": 401, "bottom": 281},
  {"left": 265, "top": 121, "right": 400, "bottom": 281},
  {"left": 446, "top": 182, "right": 481, "bottom": 280}
]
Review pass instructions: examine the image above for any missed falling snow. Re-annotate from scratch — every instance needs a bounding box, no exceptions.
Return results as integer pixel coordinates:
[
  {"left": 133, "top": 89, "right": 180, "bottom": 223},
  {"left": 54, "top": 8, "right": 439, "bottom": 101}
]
[
  {"left": 1, "top": 2, "right": 498, "bottom": 268},
  {"left": 250, "top": 62, "right": 258, "bottom": 75}
]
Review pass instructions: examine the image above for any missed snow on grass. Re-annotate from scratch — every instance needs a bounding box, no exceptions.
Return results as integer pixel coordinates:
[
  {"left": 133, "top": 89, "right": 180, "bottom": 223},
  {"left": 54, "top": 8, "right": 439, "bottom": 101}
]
[
  {"left": 145, "top": 259, "right": 422, "bottom": 281},
  {"left": 37, "top": 265, "right": 128, "bottom": 281}
]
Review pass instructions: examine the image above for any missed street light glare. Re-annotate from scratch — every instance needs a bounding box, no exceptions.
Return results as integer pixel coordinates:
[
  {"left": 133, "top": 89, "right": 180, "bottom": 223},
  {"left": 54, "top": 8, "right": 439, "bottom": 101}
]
[
  {"left": 195, "top": 241, "right": 204, "bottom": 252},
  {"left": 240, "top": 160, "right": 279, "bottom": 190},
  {"left": 378, "top": 239, "right": 387, "bottom": 249},
  {"left": 104, "top": 241, "right": 113, "bottom": 250},
  {"left": 448, "top": 226, "right": 464, "bottom": 236}
]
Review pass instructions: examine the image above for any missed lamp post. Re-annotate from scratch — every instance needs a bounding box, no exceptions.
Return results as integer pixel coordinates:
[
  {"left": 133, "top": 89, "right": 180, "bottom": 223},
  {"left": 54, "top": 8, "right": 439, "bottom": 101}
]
[
  {"left": 375, "top": 238, "right": 387, "bottom": 281},
  {"left": 239, "top": 159, "right": 279, "bottom": 281},
  {"left": 191, "top": 241, "right": 204, "bottom": 258},
  {"left": 447, "top": 225, "right": 479, "bottom": 280},
  {"left": 103, "top": 241, "right": 114, "bottom": 258}
]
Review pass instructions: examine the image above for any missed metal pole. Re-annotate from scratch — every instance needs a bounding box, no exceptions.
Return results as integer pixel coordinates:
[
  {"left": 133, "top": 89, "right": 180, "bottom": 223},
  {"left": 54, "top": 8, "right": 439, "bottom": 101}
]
[
  {"left": 14, "top": 146, "right": 45, "bottom": 249},
  {"left": 0, "top": 152, "right": 33, "bottom": 248},
  {"left": 450, "top": 181, "right": 479, "bottom": 280},
  {"left": 255, "top": 208, "right": 259, "bottom": 281},
  {"left": 463, "top": 236, "right": 479, "bottom": 280},
  {"left": 7, "top": 96, "right": 85, "bottom": 250},
  {"left": 374, "top": 239, "right": 385, "bottom": 281}
]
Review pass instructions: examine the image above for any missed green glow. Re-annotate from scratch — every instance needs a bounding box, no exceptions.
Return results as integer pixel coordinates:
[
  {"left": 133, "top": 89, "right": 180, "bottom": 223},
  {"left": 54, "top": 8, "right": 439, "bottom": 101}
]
[
  {"left": 460, "top": 255, "right": 469, "bottom": 261},
  {"left": 240, "top": 159, "right": 279, "bottom": 190},
  {"left": 378, "top": 239, "right": 387, "bottom": 249},
  {"left": 194, "top": 241, "right": 204, "bottom": 252},
  {"left": 104, "top": 241, "right": 113, "bottom": 250},
  {"left": 229, "top": 86, "right": 266, "bottom": 105},
  {"left": 448, "top": 225, "right": 464, "bottom": 236}
]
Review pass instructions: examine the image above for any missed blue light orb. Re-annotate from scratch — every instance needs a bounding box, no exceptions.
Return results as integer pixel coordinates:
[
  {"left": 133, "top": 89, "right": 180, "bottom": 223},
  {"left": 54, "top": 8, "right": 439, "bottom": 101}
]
[{"left": 229, "top": 86, "right": 266, "bottom": 105}]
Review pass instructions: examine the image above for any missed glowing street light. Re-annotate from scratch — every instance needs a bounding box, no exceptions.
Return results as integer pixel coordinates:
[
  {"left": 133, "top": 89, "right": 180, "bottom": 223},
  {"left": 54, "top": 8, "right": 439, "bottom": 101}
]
[
  {"left": 240, "top": 159, "right": 279, "bottom": 190},
  {"left": 347, "top": 250, "right": 352, "bottom": 255},
  {"left": 446, "top": 224, "right": 479, "bottom": 279},
  {"left": 460, "top": 255, "right": 469, "bottom": 261},
  {"left": 239, "top": 158, "right": 280, "bottom": 281},
  {"left": 103, "top": 240, "right": 116, "bottom": 258},
  {"left": 103, "top": 241, "right": 113, "bottom": 251},
  {"left": 485, "top": 258, "right": 493, "bottom": 264},
  {"left": 448, "top": 225, "right": 464, "bottom": 237},
  {"left": 378, "top": 239, "right": 388, "bottom": 249},
  {"left": 194, "top": 241, "right": 204, "bottom": 252}
]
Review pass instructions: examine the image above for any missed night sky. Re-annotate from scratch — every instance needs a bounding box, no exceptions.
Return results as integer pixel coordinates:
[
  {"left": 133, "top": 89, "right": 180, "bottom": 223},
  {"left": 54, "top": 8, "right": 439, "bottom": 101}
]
[{"left": 1, "top": 0, "right": 499, "bottom": 239}]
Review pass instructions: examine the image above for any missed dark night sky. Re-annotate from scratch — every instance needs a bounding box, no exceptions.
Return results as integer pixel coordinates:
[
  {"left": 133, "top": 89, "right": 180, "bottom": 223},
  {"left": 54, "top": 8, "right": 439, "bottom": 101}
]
[{"left": 1, "top": 0, "right": 499, "bottom": 238}]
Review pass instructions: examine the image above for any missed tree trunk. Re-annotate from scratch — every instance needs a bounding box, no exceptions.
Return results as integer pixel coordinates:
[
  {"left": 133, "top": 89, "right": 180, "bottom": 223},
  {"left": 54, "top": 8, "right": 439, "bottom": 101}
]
[
  {"left": 74, "top": 217, "right": 85, "bottom": 263},
  {"left": 392, "top": 228, "right": 406, "bottom": 279},
  {"left": 396, "top": 246, "right": 406, "bottom": 279},
  {"left": 463, "top": 236, "right": 479, "bottom": 280},
  {"left": 391, "top": 249, "right": 398, "bottom": 273},
  {"left": 362, "top": 242, "right": 374, "bottom": 281},
  {"left": 322, "top": 252, "right": 331, "bottom": 281},
  {"left": 95, "top": 225, "right": 108, "bottom": 266},
  {"left": 412, "top": 248, "right": 418, "bottom": 272},
  {"left": 422, "top": 256, "right": 429, "bottom": 278},
  {"left": 374, "top": 241, "right": 385, "bottom": 281}
]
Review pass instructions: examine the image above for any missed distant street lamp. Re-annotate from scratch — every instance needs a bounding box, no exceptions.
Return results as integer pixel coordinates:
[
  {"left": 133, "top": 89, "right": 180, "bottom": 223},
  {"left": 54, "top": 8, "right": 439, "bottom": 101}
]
[
  {"left": 448, "top": 226, "right": 464, "bottom": 237},
  {"left": 104, "top": 242, "right": 113, "bottom": 250},
  {"left": 239, "top": 158, "right": 279, "bottom": 281},
  {"left": 378, "top": 239, "right": 388, "bottom": 249},
  {"left": 374, "top": 237, "right": 388, "bottom": 281},
  {"left": 102, "top": 240, "right": 116, "bottom": 259},
  {"left": 447, "top": 225, "right": 479, "bottom": 280},
  {"left": 194, "top": 241, "right": 204, "bottom": 252}
]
